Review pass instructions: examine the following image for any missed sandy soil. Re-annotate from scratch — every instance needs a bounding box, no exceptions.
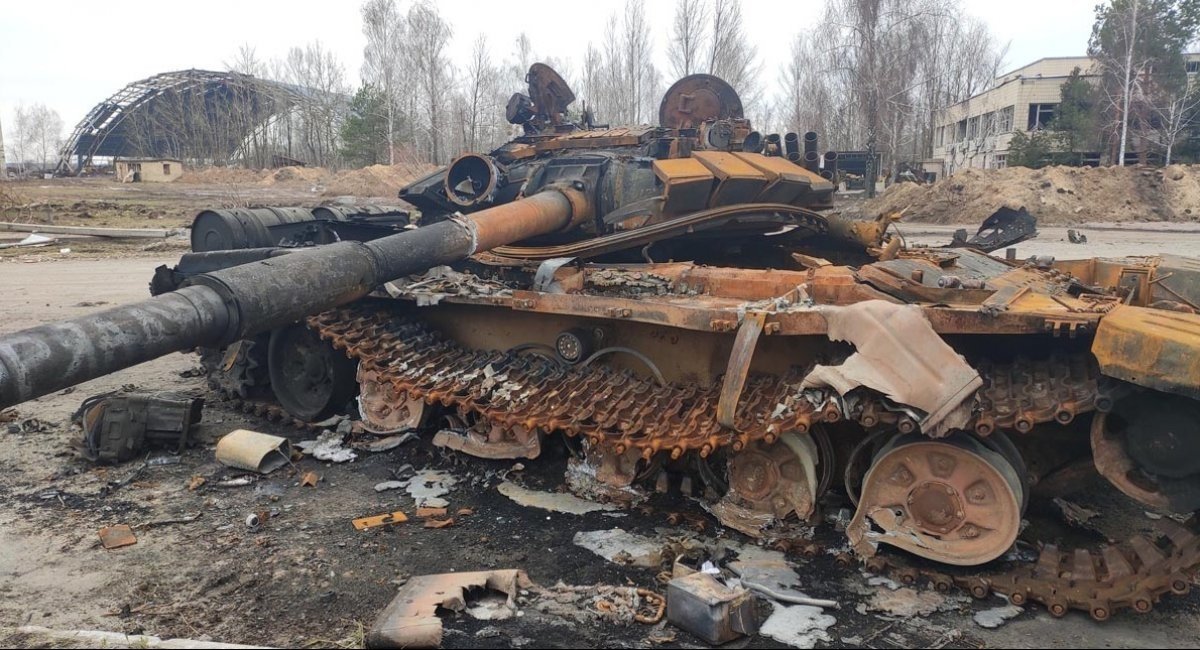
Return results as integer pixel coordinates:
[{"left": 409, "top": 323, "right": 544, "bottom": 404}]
[{"left": 2, "top": 247, "right": 1200, "bottom": 648}]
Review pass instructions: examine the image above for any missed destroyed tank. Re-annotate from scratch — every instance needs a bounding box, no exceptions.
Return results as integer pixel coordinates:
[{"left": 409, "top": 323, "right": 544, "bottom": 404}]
[{"left": 5, "top": 64, "right": 1200, "bottom": 621}]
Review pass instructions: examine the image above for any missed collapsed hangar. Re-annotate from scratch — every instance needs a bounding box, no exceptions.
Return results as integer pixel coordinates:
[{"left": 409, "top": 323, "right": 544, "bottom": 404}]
[{"left": 56, "top": 69, "right": 322, "bottom": 174}]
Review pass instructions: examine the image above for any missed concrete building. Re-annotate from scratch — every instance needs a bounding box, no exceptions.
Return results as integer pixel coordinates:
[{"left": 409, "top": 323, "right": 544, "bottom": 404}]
[
  {"left": 115, "top": 157, "right": 182, "bottom": 183},
  {"left": 925, "top": 54, "right": 1200, "bottom": 178}
]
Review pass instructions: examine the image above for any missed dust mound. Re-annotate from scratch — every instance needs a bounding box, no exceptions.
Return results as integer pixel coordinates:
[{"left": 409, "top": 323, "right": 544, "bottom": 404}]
[{"left": 857, "top": 164, "right": 1200, "bottom": 225}]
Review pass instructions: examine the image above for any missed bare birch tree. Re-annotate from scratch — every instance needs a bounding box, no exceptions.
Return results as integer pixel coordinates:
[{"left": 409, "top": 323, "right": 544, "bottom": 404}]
[
  {"left": 361, "top": 0, "right": 406, "bottom": 164},
  {"left": 407, "top": 2, "right": 453, "bottom": 163},
  {"left": 668, "top": 0, "right": 708, "bottom": 78}
]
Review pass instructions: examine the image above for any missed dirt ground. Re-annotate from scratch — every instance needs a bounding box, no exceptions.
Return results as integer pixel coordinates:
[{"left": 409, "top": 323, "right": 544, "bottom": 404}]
[
  {"left": 2, "top": 240, "right": 1200, "bottom": 648},
  {"left": 2, "top": 173, "right": 1200, "bottom": 648}
]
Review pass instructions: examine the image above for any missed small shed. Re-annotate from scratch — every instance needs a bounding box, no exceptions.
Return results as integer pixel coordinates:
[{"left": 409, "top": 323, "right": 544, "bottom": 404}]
[{"left": 115, "top": 158, "right": 182, "bottom": 183}]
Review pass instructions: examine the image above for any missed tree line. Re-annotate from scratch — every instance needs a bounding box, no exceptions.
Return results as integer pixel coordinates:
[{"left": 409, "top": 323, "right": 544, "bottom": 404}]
[{"left": 1008, "top": 0, "right": 1200, "bottom": 168}]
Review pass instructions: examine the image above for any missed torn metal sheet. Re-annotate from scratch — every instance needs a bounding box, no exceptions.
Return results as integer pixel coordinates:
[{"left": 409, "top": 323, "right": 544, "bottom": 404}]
[
  {"left": 497, "top": 480, "right": 620, "bottom": 515},
  {"left": 758, "top": 603, "right": 836, "bottom": 649},
  {"left": 802, "top": 301, "right": 981, "bottom": 437},
  {"left": 573, "top": 529, "right": 665, "bottom": 567},
  {"left": 98, "top": 524, "right": 137, "bottom": 550},
  {"left": 366, "top": 570, "right": 531, "bottom": 649},
  {"left": 214, "top": 429, "right": 291, "bottom": 474},
  {"left": 296, "top": 430, "right": 357, "bottom": 463}
]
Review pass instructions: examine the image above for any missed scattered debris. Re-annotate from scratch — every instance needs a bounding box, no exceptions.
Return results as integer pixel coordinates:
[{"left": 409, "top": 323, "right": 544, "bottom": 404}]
[
  {"left": 863, "top": 586, "right": 947, "bottom": 617},
  {"left": 300, "top": 471, "right": 320, "bottom": 488},
  {"left": 1068, "top": 228, "right": 1088, "bottom": 244},
  {"left": 353, "top": 511, "right": 409, "bottom": 531},
  {"left": 215, "top": 430, "right": 292, "bottom": 474},
  {"left": 945, "top": 206, "right": 1039, "bottom": 252},
  {"left": 13, "top": 625, "right": 267, "bottom": 649},
  {"left": 214, "top": 476, "right": 255, "bottom": 488},
  {"left": 134, "top": 512, "right": 202, "bottom": 530},
  {"left": 374, "top": 480, "right": 407, "bottom": 492},
  {"left": 422, "top": 518, "right": 454, "bottom": 529},
  {"left": 974, "top": 602, "right": 1024, "bottom": 628},
  {"left": 367, "top": 569, "right": 531, "bottom": 649},
  {"left": 296, "top": 430, "right": 357, "bottom": 463},
  {"left": 1053, "top": 497, "right": 1101, "bottom": 530},
  {"left": 98, "top": 525, "right": 137, "bottom": 550},
  {"left": 572, "top": 529, "right": 665, "bottom": 567},
  {"left": 666, "top": 571, "right": 757, "bottom": 644},
  {"left": 415, "top": 507, "right": 447, "bottom": 518},
  {"left": 758, "top": 604, "right": 837, "bottom": 649},
  {"left": 498, "top": 480, "right": 621, "bottom": 515},
  {"left": 404, "top": 469, "right": 456, "bottom": 508},
  {"left": 0, "top": 232, "right": 56, "bottom": 249},
  {"left": 187, "top": 475, "right": 206, "bottom": 491},
  {"left": 532, "top": 583, "right": 665, "bottom": 625},
  {"left": 729, "top": 555, "right": 839, "bottom": 609},
  {"left": 76, "top": 392, "right": 203, "bottom": 463},
  {"left": 354, "top": 431, "right": 418, "bottom": 453}
]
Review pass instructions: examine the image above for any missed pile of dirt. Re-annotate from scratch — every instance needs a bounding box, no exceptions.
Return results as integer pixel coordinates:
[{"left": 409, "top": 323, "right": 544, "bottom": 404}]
[
  {"left": 181, "top": 166, "right": 272, "bottom": 184},
  {"left": 182, "top": 163, "right": 435, "bottom": 199},
  {"left": 262, "top": 165, "right": 328, "bottom": 185},
  {"left": 321, "top": 163, "right": 434, "bottom": 198},
  {"left": 855, "top": 164, "right": 1200, "bottom": 225}
]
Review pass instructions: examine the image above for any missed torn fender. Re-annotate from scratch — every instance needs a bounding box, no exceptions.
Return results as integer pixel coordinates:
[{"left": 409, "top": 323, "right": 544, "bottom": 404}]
[{"left": 801, "top": 301, "right": 982, "bottom": 437}]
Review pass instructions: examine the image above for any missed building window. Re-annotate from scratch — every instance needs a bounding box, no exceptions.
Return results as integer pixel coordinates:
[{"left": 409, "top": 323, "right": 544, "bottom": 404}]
[
  {"left": 956, "top": 119, "right": 967, "bottom": 142},
  {"left": 1187, "top": 61, "right": 1200, "bottom": 73},
  {"left": 1028, "top": 103, "right": 1057, "bottom": 130},
  {"left": 998, "top": 106, "right": 1014, "bottom": 133},
  {"left": 993, "top": 154, "right": 1007, "bottom": 169},
  {"left": 163, "top": 163, "right": 171, "bottom": 175},
  {"left": 935, "top": 126, "right": 944, "bottom": 147},
  {"left": 967, "top": 116, "right": 980, "bottom": 140},
  {"left": 981, "top": 111, "right": 996, "bottom": 137}
]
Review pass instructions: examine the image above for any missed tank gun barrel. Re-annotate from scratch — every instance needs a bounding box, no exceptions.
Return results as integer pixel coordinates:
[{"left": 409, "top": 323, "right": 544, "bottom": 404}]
[{"left": 0, "top": 188, "right": 587, "bottom": 409}]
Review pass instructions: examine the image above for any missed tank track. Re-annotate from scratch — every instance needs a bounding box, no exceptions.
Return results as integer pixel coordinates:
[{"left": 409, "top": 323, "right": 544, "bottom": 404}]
[
  {"left": 306, "top": 305, "right": 1100, "bottom": 458},
  {"left": 296, "top": 306, "right": 1200, "bottom": 620},
  {"left": 862, "top": 516, "right": 1200, "bottom": 621}
]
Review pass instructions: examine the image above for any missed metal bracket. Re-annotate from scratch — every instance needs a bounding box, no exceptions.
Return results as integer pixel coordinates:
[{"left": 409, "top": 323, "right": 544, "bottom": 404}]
[
  {"left": 532, "top": 257, "right": 576, "bottom": 293},
  {"left": 716, "top": 311, "right": 767, "bottom": 429}
]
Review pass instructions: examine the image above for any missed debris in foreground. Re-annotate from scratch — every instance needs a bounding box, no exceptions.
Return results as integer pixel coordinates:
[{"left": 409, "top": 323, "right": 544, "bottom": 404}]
[
  {"left": 97, "top": 525, "right": 137, "bottom": 550},
  {"left": 215, "top": 429, "right": 291, "bottom": 474},
  {"left": 12, "top": 625, "right": 266, "bottom": 649},
  {"left": 497, "top": 480, "right": 621, "bottom": 514},
  {"left": 974, "top": 602, "right": 1024, "bottom": 628},
  {"left": 296, "top": 430, "right": 357, "bottom": 463},
  {"left": 367, "top": 569, "right": 531, "bottom": 649},
  {"left": 76, "top": 392, "right": 203, "bottom": 463},
  {"left": 353, "top": 511, "right": 409, "bottom": 531},
  {"left": 758, "top": 603, "right": 837, "bottom": 649},
  {"left": 666, "top": 571, "right": 757, "bottom": 644},
  {"left": 572, "top": 528, "right": 665, "bottom": 567},
  {"left": 403, "top": 469, "right": 456, "bottom": 508}
]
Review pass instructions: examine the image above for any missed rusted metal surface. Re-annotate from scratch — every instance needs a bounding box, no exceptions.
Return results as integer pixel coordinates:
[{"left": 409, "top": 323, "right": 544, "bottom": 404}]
[
  {"left": 716, "top": 311, "right": 766, "bottom": 428},
  {"left": 367, "top": 569, "right": 531, "bottom": 649},
  {"left": 802, "top": 301, "right": 982, "bottom": 437},
  {"left": 658, "top": 74, "right": 744, "bottom": 129},
  {"left": 310, "top": 306, "right": 1100, "bottom": 463},
  {"left": 358, "top": 367, "right": 427, "bottom": 434},
  {"left": 848, "top": 435, "right": 1023, "bottom": 566},
  {"left": 866, "top": 516, "right": 1200, "bottom": 621},
  {"left": 1093, "top": 304, "right": 1200, "bottom": 400},
  {"left": 711, "top": 432, "right": 821, "bottom": 536}
]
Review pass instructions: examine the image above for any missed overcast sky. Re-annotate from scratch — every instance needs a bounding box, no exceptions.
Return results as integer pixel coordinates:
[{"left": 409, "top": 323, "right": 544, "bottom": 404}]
[{"left": 0, "top": 0, "right": 1098, "bottom": 140}]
